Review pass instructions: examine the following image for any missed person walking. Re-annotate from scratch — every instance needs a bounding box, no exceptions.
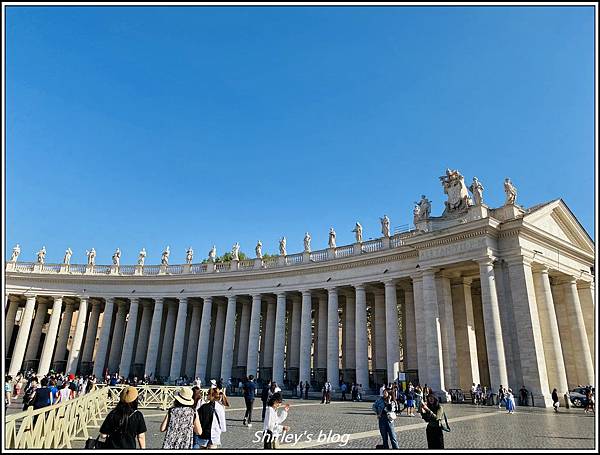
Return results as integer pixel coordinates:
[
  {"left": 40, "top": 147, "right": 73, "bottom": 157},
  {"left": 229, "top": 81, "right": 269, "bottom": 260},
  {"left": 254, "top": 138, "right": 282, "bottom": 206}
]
[
  {"left": 304, "top": 381, "right": 309, "bottom": 400},
  {"left": 99, "top": 386, "right": 147, "bottom": 449},
  {"left": 263, "top": 392, "right": 290, "bottom": 449},
  {"left": 324, "top": 380, "right": 332, "bottom": 404},
  {"left": 32, "top": 377, "right": 54, "bottom": 410},
  {"left": 298, "top": 381, "right": 304, "bottom": 400},
  {"left": 519, "top": 385, "right": 529, "bottom": 406},
  {"left": 197, "top": 387, "right": 227, "bottom": 449},
  {"left": 420, "top": 393, "right": 446, "bottom": 449},
  {"left": 5, "top": 375, "right": 12, "bottom": 409},
  {"left": 341, "top": 382, "right": 347, "bottom": 401},
  {"left": 261, "top": 380, "right": 271, "bottom": 421},
  {"left": 373, "top": 389, "right": 399, "bottom": 449},
  {"left": 551, "top": 388, "right": 560, "bottom": 413},
  {"left": 414, "top": 385, "right": 423, "bottom": 412},
  {"left": 160, "top": 387, "right": 201, "bottom": 449},
  {"left": 22, "top": 377, "right": 38, "bottom": 411},
  {"left": 57, "top": 381, "right": 71, "bottom": 404},
  {"left": 506, "top": 388, "right": 516, "bottom": 414},
  {"left": 243, "top": 375, "right": 257, "bottom": 428}
]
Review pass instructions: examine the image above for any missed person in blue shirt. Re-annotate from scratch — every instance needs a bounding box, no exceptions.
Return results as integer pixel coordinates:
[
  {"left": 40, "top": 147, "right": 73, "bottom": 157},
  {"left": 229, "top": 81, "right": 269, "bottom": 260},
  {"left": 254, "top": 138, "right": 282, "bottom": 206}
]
[
  {"left": 373, "top": 389, "right": 399, "bottom": 449},
  {"left": 242, "top": 375, "right": 257, "bottom": 427}
]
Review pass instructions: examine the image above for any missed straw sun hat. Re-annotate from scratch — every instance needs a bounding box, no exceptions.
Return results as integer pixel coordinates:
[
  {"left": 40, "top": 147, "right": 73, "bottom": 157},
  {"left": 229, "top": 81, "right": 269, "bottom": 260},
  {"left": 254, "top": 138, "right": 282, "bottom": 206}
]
[
  {"left": 120, "top": 386, "right": 139, "bottom": 404},
  {"left": 175, "top": 387, "right": 195, "bottom": 406}
]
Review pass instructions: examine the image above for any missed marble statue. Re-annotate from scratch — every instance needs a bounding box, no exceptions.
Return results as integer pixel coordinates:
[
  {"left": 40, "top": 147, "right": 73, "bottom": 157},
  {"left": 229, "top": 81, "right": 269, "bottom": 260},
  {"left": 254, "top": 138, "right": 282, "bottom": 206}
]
[
  {"left": 439, "top": 168, "right": 472, "bottom": 214},
  {"left": 352, "top": 222, "right": 363, "bottom": 243},
  {"left": 255, "top": 241, "right": 263, "bottom": 259},
  {"left": 161, "top": 246, "right": 170, "bottom": 265},
  {"left": 279, "top": 237, "right": 287, "bottom": 256},
  {"left": 86, "top": 248, "right": 96, "bottom": 266},
  {"left": 37, "top": 246, "right": 46, "bottom": 264},
  {"left": 328, "top": 228, "right": 336, "bottom": 249},
  {"left": 10, "top": 244, "right": 21, "bottom": 262},
  {"left": 413, "top": 195, "right": 431, "bottom": 223},
  {"left": 413, "top": 204, "right": 421, "bottom": 226},
  {"left": 186, "top": 247, "right": 194, "bottom": 264},
  {"left": 64, "top": 248, "right": 73, "bottom": 265},
  {"left": 208, "top": 246, "right": 217, "bottom": 263},
  {"left": 138, "top": 248, "right": 147, "bottom": 266},
  {"left": 504, "top": 178, "right": 517, "bottom": 205},
  {"left": 112, "top": 248, "right": 121, "bottom": 266},
  {"left": 304, "top": 232, "right": 311, "bottom": 253},
  {"left": 469, "top": 177, "right": 484, "bottom": 206},
  {"left": 232, "top": 242, "right": 240, "bottom": 261},
  {"left": 380, "top": 215, "right": 390, "bottom": 238}
]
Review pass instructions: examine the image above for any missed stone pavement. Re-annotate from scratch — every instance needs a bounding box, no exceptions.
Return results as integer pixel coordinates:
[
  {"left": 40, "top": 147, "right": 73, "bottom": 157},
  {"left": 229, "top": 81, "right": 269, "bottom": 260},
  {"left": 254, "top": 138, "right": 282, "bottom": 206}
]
[{"left": 71, "top": 396, "right": 595, "bottom": 450}]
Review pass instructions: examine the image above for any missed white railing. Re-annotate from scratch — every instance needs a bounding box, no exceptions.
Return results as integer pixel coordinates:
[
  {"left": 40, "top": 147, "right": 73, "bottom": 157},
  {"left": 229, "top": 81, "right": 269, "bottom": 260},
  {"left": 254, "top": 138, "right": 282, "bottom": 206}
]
[
  {"left": 41, "top": 263, "right": 61, "bottom": 273},
  {"left": 263, "top": 257, "right": 279, "bottom": 269},
  {"left": 285, "top": 253, "right": 303, "bottom": 265},
  {"left": 336, "top": 245, "right": 354, "bottom": 258},
  {"left": 238, "top": 259, "right": 255, "bottom": 270},
  {"left": 310, "top": 250, "right": 328, "bottom": 262},
  {"left": 190, "top": 263, "right": 207, "bottom": 273},
  {"left": 119, "top": 265, "right": 136, "bottom": 275},
  {"left": 362, "top": 238, "right": 383, "bottom": 253},
  {"left": 15, "top": 262, "right": 35, "bottom": 272},
  {"left": 167, "top": 264, "right": 183, "bottom": 274},
  {"left": 93, "top": 265, "right": 112, "bottom": 274},
  {"left": 390, "top": 234, "right": 403, "bottom": 248},
  {"left": 69, "top": 264, "right": 86, "bottom": 274},
  {"left": 143, "top": 265, "right": 161, "bottom": 275},
  {"left": 215, "top": 262, "right": 230, "bottom": 272}
]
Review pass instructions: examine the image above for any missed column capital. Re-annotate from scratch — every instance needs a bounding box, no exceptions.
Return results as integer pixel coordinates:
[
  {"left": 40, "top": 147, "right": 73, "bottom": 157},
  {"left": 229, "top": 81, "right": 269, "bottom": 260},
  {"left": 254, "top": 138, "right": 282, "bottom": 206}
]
[
  {"left": 476, "top": 255, "right": 498, "bottom": 267},
  {"left": 410, "top": 271, "right": 423, "bottom": 281},
  {"left": 300, "top": 289, "right": 312, "bottom": 298},
  {"left": 276, "top": 291, "right": 287, "bottom": 299},
  {"left": 531, "top": 263, "right": 550, "bottom": 274},
  {"left": 461, "top": 277, "right": 474, "bottom": 286},
  {"left": 50, "top": 295, "right": 64, "bottom": 302},
  {"left": 326, "top": 287, "right": 338, "bottom": 295},
  {"left": 577, "top": 280, "right": 594, "bottom": 290},
  {"left": 352, "top": 283, "right": 366, "bottom": 291},
  {"left": 421, "top": 267, "right": 438, "bottom": 278},
  {"left": 251, "top": 293, "right": 262, "bottom": 300},
  {"left": 555, "top": 275, "right": 578, "bottom": 286},
  {"left": 227, "top": 294, "right": 237, "bottom": 303},
  {"left": 200, "top": 295, "right": 213, "bottom": 303},
  {"left": 23, "top": 292, "right": 37, "bottom": 300},
  {"left": 7, "top": 294, "right": 21, "bottom": 304},
  {"left": 503, "top": 254, "right": 534, "bottom": 267},
  {"left": 383, "top": 278, "right": 398, "bottom": 287}
]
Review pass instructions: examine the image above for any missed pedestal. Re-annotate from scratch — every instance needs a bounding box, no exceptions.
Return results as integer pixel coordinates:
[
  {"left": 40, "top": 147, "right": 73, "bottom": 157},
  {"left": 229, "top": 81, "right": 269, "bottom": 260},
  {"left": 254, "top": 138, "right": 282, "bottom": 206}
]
[
  {"left": 110, "top": 265, "right": 119, "bottom": 275},
  {"left": 466, "top": 204, "right": 489, "bottom": 221},
  {"left": 490, "top": 204, "right": 525, "bottom": 221},
  {"left": 302, "top": 252, "right": 310, "bottom": 263},
  {"left": 59, "top": 264, "right": 69, "bottom": 274},
  {"left": 327, "top": 248, "right": 336, "bottom": 260},
  {"left": 254, "top": 258, "right": 263, "bottom": 269},
  {"left": 277, "top": 256, "right": 286, "bottom": 267},
  {"left": 207, "top": 262, "right": 216, "bottom": 273},
  {"left": 34, "top": 263, "right": 43, "bottom": 273},
  {"left": 159, "top": 265, "right": 167, "bottom": 275},
  {"left": 183, "top": 264, "right": 191, "bottom": 274},
  {"left": 382, "top": 237, "right": 391, "bottom": 249},
  {"left": 353, "top": 243, "right": 362, "bottom": 255},
  {"left": 6, "top": 262, "right": 16, "bottom": 272},
  {"left": 135, "top": 265, "right": 143, "bottom": 275},
  {"left": 231, "top": 259, "right": 239, "bottom": 271}
]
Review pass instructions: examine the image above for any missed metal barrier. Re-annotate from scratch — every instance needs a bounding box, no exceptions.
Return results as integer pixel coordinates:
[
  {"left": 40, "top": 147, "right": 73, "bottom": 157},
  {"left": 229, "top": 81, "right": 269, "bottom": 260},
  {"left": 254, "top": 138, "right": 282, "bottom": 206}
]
[
  {"left": 4, "top": 386, "right": 109, "bottom": 449},
  {"left": 101, "top": 384, "right": 208, "bottom": 410}
]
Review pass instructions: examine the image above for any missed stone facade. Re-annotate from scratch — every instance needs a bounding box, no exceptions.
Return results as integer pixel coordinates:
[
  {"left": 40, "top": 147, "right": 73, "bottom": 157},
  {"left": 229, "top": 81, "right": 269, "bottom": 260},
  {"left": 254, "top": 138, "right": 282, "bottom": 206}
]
[{"left": 4, "top": 176, "right": 595, "bottom": 408}]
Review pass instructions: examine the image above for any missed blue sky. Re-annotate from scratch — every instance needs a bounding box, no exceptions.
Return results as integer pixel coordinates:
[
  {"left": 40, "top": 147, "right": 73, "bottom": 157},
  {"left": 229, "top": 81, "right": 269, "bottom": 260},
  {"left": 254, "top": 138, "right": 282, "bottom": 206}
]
[{"left": 6, "top": 6, "right": 595, "bottom": 264}]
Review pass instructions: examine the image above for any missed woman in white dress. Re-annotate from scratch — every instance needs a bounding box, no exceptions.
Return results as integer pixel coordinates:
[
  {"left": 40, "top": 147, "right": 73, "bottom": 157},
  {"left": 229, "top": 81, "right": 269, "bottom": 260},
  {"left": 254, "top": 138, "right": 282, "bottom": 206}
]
[{"left": 263, "top": 392, "right": 290, "bottom": 449}]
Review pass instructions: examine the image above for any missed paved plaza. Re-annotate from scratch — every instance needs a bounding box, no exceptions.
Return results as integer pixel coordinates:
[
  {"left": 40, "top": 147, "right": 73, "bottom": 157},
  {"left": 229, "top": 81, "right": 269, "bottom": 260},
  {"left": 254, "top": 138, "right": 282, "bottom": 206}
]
[{"left": 57, "top": 396, "right": 595, "bottom": 450}]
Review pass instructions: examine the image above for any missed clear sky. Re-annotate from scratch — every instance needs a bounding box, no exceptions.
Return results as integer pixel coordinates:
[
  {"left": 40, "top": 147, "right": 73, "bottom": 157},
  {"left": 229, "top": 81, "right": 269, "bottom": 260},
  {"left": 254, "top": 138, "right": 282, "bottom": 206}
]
[{"left": 5, "top": 5, "right": 595, "bottom": 264}]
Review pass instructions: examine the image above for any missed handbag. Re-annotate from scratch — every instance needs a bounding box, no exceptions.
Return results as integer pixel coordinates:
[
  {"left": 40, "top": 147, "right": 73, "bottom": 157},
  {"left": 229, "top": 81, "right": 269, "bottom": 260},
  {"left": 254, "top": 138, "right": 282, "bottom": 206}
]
[
  {"left": 441, "top": 412, "right": 451, "bottom": 432},
  {"left": 84, "top": 436, "right": 106, "bottom": 449},
  {"left": 387, "top": 411, "right": 397, "bottom": 421}
]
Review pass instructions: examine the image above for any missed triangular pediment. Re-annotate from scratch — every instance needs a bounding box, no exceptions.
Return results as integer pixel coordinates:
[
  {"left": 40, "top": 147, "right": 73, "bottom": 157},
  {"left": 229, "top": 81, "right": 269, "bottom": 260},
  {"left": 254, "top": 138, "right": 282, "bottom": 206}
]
[{"left": 523, "top": 199, "right": 594, "bottom": 254}]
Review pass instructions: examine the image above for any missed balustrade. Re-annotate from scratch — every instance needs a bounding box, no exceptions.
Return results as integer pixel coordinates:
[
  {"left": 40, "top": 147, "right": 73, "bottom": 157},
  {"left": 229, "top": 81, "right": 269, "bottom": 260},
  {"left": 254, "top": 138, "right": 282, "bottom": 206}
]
[
  {"left": 167, "top": 265, "right": 183, "bottom": 274},
  {"left": 93, "top": 265, "right": 111, "bottom": 274},
  {"left": 263, "top": 257, "right": 279, "bottom": 269},
  {"left": 119, "top": 265, "right": 136, "bottom": 275},
  {"left": 190, "top": 263, "right": 207, "bottom": 273},
  {"left": 336, "top": 245, "right": 354, "bottom": 258},
  {"left": 215, "top": 262, "right": 230, "bottom": 272},
  {"left": 362, "top": 238, "right": 383, "bottom": 253},
  {"left": 41, "top": 263, "right": 62, "bottom": 273},
  {"left": 15, "top": 262, "right": 35, "bottom": 272},
  {"left": 143, "top": 265, "right": 161, "bottom": 275},
  {"left": 238, "top": 259, "right": 255, "bottom": 270},
  {"left": 285, "top": 253, "right": 303, "bottom": 265},
  {"left": 68, "top": 264, "right": 87, "bottom": 274},
  {"left": 310, "top": 250, "right": 328, "bottom": 262}
]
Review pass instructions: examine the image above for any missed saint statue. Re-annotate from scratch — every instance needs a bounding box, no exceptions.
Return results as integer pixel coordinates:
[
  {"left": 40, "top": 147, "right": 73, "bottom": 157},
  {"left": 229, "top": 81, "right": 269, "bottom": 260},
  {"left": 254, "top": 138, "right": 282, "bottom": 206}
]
[
  {"left": 413, "top": 204, "right": 421, "bottom": 226},
  {"left": 10, "top": 244, "right": 21, "bottom": 262},
  {"left": 279, "top": 237, "right": 287, "bottom": 256},
  {"left": 86, "top": 248, "right": 96, "bottom": 266},
  {"left": 208, "top": 245, "right": 217, "bottom": 263},
  {"left": 469, "top": 177, "right": 484, "bottom": 206},
  {"left": 37, "top": 246, "right": 46, "bottom": 264},
  {"left": 352, "top": 222, "right": 363, "bottom": 243},
  {"left": 328, "top": 227, "right": 336, "bottom": 249},
  {"left": 161, "top": 246, "right": 170, "bottom": 265},
  {"left": 380, "top": 215, "right": 390, "bottom": 238},
  {"left": 304, "top": 232, "right": 311, "bottom": 253},
  {"left": 413, "top": 195, "right": 431, "bottom": 223},
  {"left": 138, "top": 248, "right": 147, "bottom": 266},
  {"left": 64, "top": 247, "right": 73, "bottom": 265},
  {"left": 504, "top": 178, "right": 517, "bottom": 205},
  {"left": 186, "top": 247, "right": 194, "bottom": 264},
  {"left": 232, "top": 242, "right": 240, "bottom": 261},
  {"left": 112, "top": 248, "right": 121, "bottom": 266},
  {"left": 255, "top": 241, "right": 263, "bottom": 259}
]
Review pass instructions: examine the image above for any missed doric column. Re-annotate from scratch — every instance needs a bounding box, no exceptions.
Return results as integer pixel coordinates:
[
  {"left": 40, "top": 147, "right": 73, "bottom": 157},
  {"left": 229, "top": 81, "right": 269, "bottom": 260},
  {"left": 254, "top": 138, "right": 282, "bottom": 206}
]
[
  {"left": 551, "top": 283, "right": 578, "bottom": 387},
  {"left": 577, "top": 281, "right": 595, "bottom": 363},
  {"left": 451, "top": 278, "right": 480, "bottom": 390},
  {"left": 66, "top": 297, "right": 88, "bottom": 374},
  {"left": 421, "top": 270, "right": 445, "bottom": 392},
  {"left": 5, "top": 295, "right": 20, "bottom": 348},
  {"left": 373, "top": 289, "right": 387, "bottom": 373},
  {"left": 479, "top": 257, "right": 509, "bottom": 394},
  {"left": 93, "top": 298, "right": 115, "bottom": 378},
  {"left": 144, "top": 298, "right": 164, "bottom": 378},
  {"left": 506, "top": 256, "right": 550, "bottom": 406},
  {"left": 263, "top": 300, "right": 276, "bottom": 369},
  {"left": 289, "top": 295, "right": 301, "bottom": 369},
  {"left": 384, "top": 280, "right": 400, "bottom": 384},
  {"left": 185, "top": 301, "right": 202, "bottom": 378},
  {"left": 24, "top": 300, "right": 48, "bottom": 364},
  {"left": 402, "top": 284, "right": 417, "bottom": 371},
  {"left": 532, "top": 266, "right": 569, "bottom": 401},
  {"left": 437, "top": 274, "right": 458, "bottom": 389},
  {"left": 168, "top": 297, "right": 189, "bottom": 380},
  {"left": 210, "top": 300, "right": 227, "bottom": 379},
  {"left": 220, "top": 295, "right": 238, "bottom": 382},
  {"left": 299, "top": 290, "right": 313, "bottom": 385},
  {"left": 195, "top": 297, "right": 213, "bottom": 381},
  {"left": 246, "top": 294, "right": 262, "bottom": 378},
  {"left": 160, "top": 301, "right": 178, "bottom": 377},
  {"left": 81, "top": 300, "right": 102, "bottom": 364},
  {"left": 272, "top": 292, "right": 287, "bottom": 385},
  {"left": 119, "top": 298, "right": 140, "bottom": 378},
  {"left": 326, "top": 288, "right": 339, "bottom": 387},
  {"left": 53, "top": 301, "right": 75, "bottom": 366},
  {"left": 411, "top": 274, "right": 427, "bottom": 384},
  {"left": 237, "top": 300, "right": 251, "bottom": 368},
  {"left": 37, "top": 296, "right": 63, "bottom": 376},
  {"left": 9, "top": 295, "right": 37, "bottom": 375},
  {"left": 354, "top": 284, "right": 369, "bottom": 390},
  {"left": 108, "top": 300, "right": 128, "bottom": 373},
  {"left": 344, "top": 291, "right": 356, "bottom": 371},
  {"left": 135, "top": 301, "right": 154, "bottom": 368},
  {"left": 562, "top": 277, "right": 594, "bottom": 385},
  {"left": 316, "top": 294, "right": 328, "bottom": 370}
]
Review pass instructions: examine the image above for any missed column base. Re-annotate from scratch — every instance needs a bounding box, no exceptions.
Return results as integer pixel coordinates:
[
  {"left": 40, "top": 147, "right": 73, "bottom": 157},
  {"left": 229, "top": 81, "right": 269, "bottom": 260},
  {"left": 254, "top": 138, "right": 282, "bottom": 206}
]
[{"left": 529, "top": 393, "right": 553, "bottom": 408}]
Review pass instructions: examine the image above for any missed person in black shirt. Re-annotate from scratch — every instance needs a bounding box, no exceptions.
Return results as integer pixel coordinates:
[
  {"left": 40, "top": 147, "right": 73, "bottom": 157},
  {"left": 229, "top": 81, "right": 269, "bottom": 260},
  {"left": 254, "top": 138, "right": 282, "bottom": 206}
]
[
  {"left": 32, "top": 377, "right": 53, "bottom": 410},
  {"left": 100, "top": 386, "right": 146, "bottom": 449},
  {"left": 261, "top": 380, "right": 272, "bottom": 421},
  {"left": 242, "top": 375, "right": 257, "bottom": 427}
]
